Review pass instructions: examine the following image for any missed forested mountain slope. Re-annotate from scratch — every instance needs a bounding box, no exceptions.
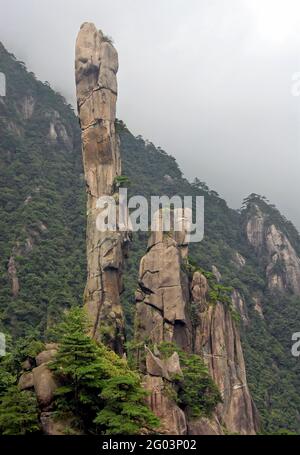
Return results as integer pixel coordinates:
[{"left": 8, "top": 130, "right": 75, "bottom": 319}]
[{"left": 1, "top": 42, "right": 300, "bottom": 433}]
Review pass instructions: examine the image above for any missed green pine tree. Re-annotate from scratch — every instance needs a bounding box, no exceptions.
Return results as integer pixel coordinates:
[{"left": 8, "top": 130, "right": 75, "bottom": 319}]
[
  {"left": 94, "top": 375, "right": 159, "bottom": 434},
  {"left": 50, "top": 307, "right": 159, "bottom": 434},
  {"left": 0, "top": 386, "right": 40, "bottom": 435}
]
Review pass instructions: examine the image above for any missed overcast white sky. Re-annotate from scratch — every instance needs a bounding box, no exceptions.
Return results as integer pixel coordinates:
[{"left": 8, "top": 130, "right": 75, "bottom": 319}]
[{"left": 0, "top": 0, "right": 299, "bottom": 230}]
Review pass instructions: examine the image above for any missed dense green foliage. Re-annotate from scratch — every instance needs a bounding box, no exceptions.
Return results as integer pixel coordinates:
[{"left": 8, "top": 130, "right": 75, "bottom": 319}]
[
  {"left": 1, "top": 41, "right": 300, "bottom": 433},
  {"left": 50, "top": 308, "right": 159, "bottom": 435},
  {"left": 159, "top": 343, "right": 222, "bottom": 418},
  {"left": 0, "top": 386, "right": 40, "bottom": 435},
  {"left": 0, "top": 334, "right": 43, "bottom": 434},
  {"left": 0, "top": 42, "right": 85, "bottom": 338}
]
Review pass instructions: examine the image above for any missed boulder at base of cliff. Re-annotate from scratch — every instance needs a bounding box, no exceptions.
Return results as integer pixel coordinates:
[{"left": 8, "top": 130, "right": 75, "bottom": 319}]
[
  {"left": 18, "top": 372, "right": 34, "bottom": 391},
  {"left": 32, "top": 364, "right": 58, "bottom": 408}
]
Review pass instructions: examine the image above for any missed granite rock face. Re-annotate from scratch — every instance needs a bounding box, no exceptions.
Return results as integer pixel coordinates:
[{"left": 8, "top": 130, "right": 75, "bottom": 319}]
[
  {"left": 134, "top": 220, "right": 258, "bottom": 434},
  {"left": 134, "top": 218, "right": 192, "bottom": 435},
  {"left": 246, "top": 204, "right": 300, "bottom": 295},
  {"left": 231, "top": 289, "right": 249, "bottom": 325},
  {"left": 135, "top": 225, "right": 192, "bottom": 351},
  {"left": 73, "top": 24, "right": 260, "bottom": 435},
  {"left": 18, "top": 372, "right": 34, "bottom": 391},
  {"left": 7, "top": 255, "right": 19, "bottom": 298},
  {"left": 32, "top": 364, "right": 57, "bottom": 408},
  {"left": 143, "top": 375, "right": 187, "bottom": 435},
  {"left": 75, "top": 23, "right": 127, "bottom": 353},
  {"left": 194, "top": 284, "right": 259, "bottom": 435},
  {"left": 187, "top": 416, "right": 224, "bottom": 435}
]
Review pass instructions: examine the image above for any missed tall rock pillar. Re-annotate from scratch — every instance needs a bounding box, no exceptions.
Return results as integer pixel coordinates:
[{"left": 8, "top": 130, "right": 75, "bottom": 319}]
[{"left": 75, "top": 23, "right": 126, "bottom": 354}]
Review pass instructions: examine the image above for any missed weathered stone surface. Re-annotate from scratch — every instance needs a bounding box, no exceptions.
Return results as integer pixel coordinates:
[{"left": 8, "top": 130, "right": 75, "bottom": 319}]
[
  {"left": 232, "top": 251, "right": 246, "bottom": 269},
  {"left": 32, "top": 364, "right": 58, "bottom": 408},
  {"left": 18, "top": 372, "right": 34, "bottom": 390},
  {"left": 143, "top": 375, "right": 187, "bottom": 435},
  {"left": 75, "top": 23, "right": 102, "bottom": 106},
  {"left": 188, "top": 416, "right": 223, "bottom": 435},
  {"left": 135, "top": 214, "right": 258, "bottom": 434},
  {"left": 246, "top": 205, "right": 265, "bottom": 251},
  {"left": 212, "top": 265, "right": 222, "bottom": 282},
  {"left": 135, "top": 228, "right": 192, "bottom": 350},
  {"left": 40, "top": 412, "right": 82, "bottom": 435},
  {"left": 134, "top": 215, "right": 195, "bottom": 433},
  {"left": 46, "top": 110, "right": 73, "bottom": 151},
  {"left": 246, "top": 204, "right": 300, "bottom": 295},
  {"left": 191, "top": 271, "right": 209, "bottom": 314},
  {"left": 75, "top": 23, "right": 127, "bottom": 353},
  {"left": 145, "top": 347, "right": 182, "bottom": 381},
  {"left": 253, "top": 295, "right": 264, "bottom": 318},
  {"left": 21, "top": 358, "right": 33, "bottom": 371},
  {"left": 45, "top": 343, "right": 58, "bottom": 351},
  {"left": 231, "top": 289, "right": 249, "bottom": 325},
  {"left": 36, "top": 349, "right": 57, "bottom": 366},
  {"left": 40, "top": 412, "right": 65, "bottom": 435},
  {"left": 165, "top": 352, "right": 183, "bottom": 378},
  {"left": 21, "top": 95, "right": 35, "bottom": 120},
  {"left": 195, "top": 300, "right": 259, "bottom": 435},
  {"left": 145, "top": 347, "right": 170, "bottom": 380},
  {"left": 265, "top": 224, "right": 300, "bottom": 295},
  {"left": 8, "top": 255, "right": 19, "bottom": 298}
]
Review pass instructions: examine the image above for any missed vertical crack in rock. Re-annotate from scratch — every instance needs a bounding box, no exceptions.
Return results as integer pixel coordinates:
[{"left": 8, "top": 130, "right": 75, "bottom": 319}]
[
  {"left": 134, "top": 210, "right": 259, "bottom": 434},
  {"left": 246, "top": 203, "right": 300, "bottom": 295},
  {"left": 134, "top": 216, "right": 193, "bottom": 352},
  {"left": 134, "top": 212, "right": 192, "bottom": 435},
  {"left": 192, "top": 272, "right": 260, "bottom": 435},
  {"left": 75, "top": 23, "right": 127, "bottom": 354}
]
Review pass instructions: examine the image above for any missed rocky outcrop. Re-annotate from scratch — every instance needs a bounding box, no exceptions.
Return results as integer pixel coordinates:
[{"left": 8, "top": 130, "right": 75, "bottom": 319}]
[
  {"left": 18, "top": 371, "right": 34, "bottom": 390},
  {"left": 195, "top": 297, "right": 259, "bottom": 434},
  {"left": 44, "top": 109, "right": 73, "bottom": 151},
  {"left": 7, "top": 255, "right": 19, "bottom": 298},
  {"left": 191, "top": 270, "right": 258, "bottom": 434},
  {"left": 231, "top": 289, "right": 249, "bottom": 325},
  {"left": 32, "top": 364, "right": 58, "bottom": 408},
  {"left": 36, "top": 347, "right": 58, "bottom": 367},
  {"left": 18, "top": 343, "right": 81, "bottom": 435},
  {"left": 135, "top": 227, "right": 192, "bottom": 352},
  {"left": 265, "top": 224, "right": 300, "bottom": 294},
  {"left": 20, "top": 95, "right": 35, "bottom": 120},
  {"left": 212, "top": 265, "right": 222, "bottom": 282},
  {"left": 142, "top": 345, "right": 188, "bottom": 434},
  {"left": 143, "top": 375, "right": 187, "bottom": 435},
  {"left": 253, "top": 294, "right": 264, "bottom": 318},
  {"left": 246, "top": 205, "right": 265, "bottom": 252},
  {"left": 134, "top": 213, "right": 258, "bottom": 434},
  {"left": 246, "top": 204, "right": 300, "bottom": 295},
  {"left": 187, "top": 416, "right": 223, "bottom": 435},
  {"left": 75, "top": 23, "right": 128, "bottom": 353},
  {"left": 232, "top": 251, "right": 246, "bottom": 269},
  {"left": 134, "top": 214, "right": 193, "bottom": 434},
  {"left": 7, "top": 220, "right": 49, "bottom": 298}
]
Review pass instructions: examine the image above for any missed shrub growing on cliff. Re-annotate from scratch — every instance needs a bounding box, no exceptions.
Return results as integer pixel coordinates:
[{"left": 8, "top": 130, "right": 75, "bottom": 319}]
[
  {"left": 113, "top": 175, "right": 131, "bottom": 189},
  {"left": 159, "top": 342, "right": 222, "bottom": 419},
  {"left": 50, "top": 307, "right": 159, "bottom": 434}
]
